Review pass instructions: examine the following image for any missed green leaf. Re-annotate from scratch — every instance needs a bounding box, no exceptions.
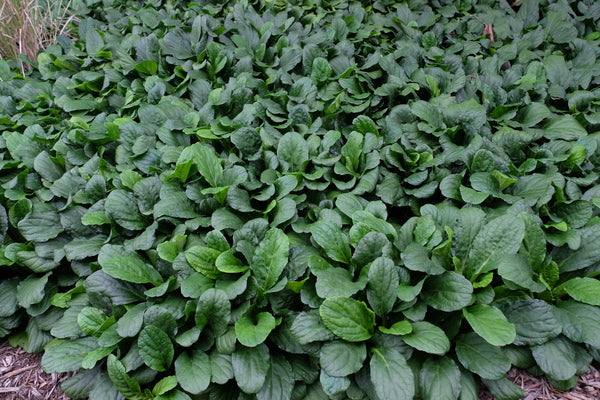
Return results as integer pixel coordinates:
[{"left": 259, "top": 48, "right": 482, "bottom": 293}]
[
  {"left": 105, "top": 189, "right": 146, "bottom": 230},
  {"left": 455, "top": 333, "right": 511, "bottom": 379},
  {"left": 482, "top": 377, "right": 526, "bottom": 400},
  {"left": 401, "top": 321, "right": 450, "bottom": 355},
  {"left": 419, "top": 357, "right": 461, "bottom": 400},
  {"left": 319, "top": 341, "right": 366, "bottom": 377},
  {"left": 16, "top": 272, "right": 50, "bottom": 308},
  {"left": 177, "top": 143, "right": 223, "bottom": 186},
  {"left": 531, "top": 337, "right": 578, "bottom": 381},
  {"left": 555, "top": 301, "right": 600, "bottom": 348},
  {"left": 235, "top": 312, "right": 277, "bottom": 347},
  {"left": 310, "top": 220, "right": 351, "bottom": 264},
  {"left": 77, "top": 307, "right": 113, "bottom": 337},
  {"left": 543, "top": 115, "right": 587, "bottom": 140},
  {"left": 421, "top": 271, "right": 473, "bottom": 312},
  {"left": 463, "top": 304, "right": 516, "bottom": 346},
  {"left": 367, "top": 257, "right": 399, "bottom": 317},
  {"left": 251, "top": 228, "right": 289, "bottom": 291},
  {"left": 152, "top": 376, "right": 178, "bottom": 396},
  {"left": 106, "top": 354, "right": 143, "bottom": 399},
  {"left": 370, "top": 346, "right": 414, "bottom": 400},
  {"left": 232, "top": 344, "right": 270, "bottom": 394},
  {"left": 17, "top": 209, "right": 62, "bottom": 242},
  {"left": 498, "top": 254, "right": 546, "bottom": 292},
  {"left": 319, "top": 297, "right": 375, "bottom": 342},
  {"left": 185, "top": 245, "right": 221, "bottom": 279},
  {"left": 315, "top": 267, "right": 365, "bottom": 298},
  {"left": 135, "top": 60, "right": 158, "bottom": 75},
  {"left": 256, "top": 355, "right": 294, "bottom": 400},
  {"left": 138, "top": 325, "right": 174, "bottom": 372},
  {"left": 277, "top": 132, "right": 308, "bottom": 172},
  {"left": 559, "top": 277, "right": 600, "bottom": 305},
  {"left": 290, "top": 311, "right": 335, "bottom": 344},
  {"left": 175, "top": 350, "right": 211, "bottom": 394},
  {"left": 195, "top": 288, "right": 230, "bottom": 335},
  {"left": 501, "top": 299, "right": 561, "bottom": 345},
  {"left": 379, "top": 320, "right": 413, "bottom": 336},
  {"left": 42, "top": 337, "right": 98, "bottom": 373},
  {"left": 100, "top": 254, "right": 163, "bottom": 284},
  {"left": 466, "top": 214, "right": 525, "bottom": 279}
]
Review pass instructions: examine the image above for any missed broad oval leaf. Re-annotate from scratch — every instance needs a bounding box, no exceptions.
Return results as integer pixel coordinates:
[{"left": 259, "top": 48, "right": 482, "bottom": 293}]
[
  {"left": 319, "top": 297, "right": 375, "bottom": 342},
  {"left": 421, "top": 271, "right": 473, "bottom": 312},
  {"left": 466, "top": 214, "right": 525, "bottom": 279},
  {"left": 251, "top": 228, "right": 289, "bottom": 292},
  {"left": 235, "top": 312, "right": 277, "bottom": 347},
  {"left": 319, "top": 341, "right": 366, "bottom": 377},
  {"left": 560, "top": 277, "right": 600, "bottom": 306},
  {"left": 419, "top": 357, "right": 461, "bottom": 400},
  {"left": 175, "top": 350, "right": 211, "bottom": 394},
  {"left": 401, "top": 321, "right": 450, "bottom": 355},
  {"left": 310, "top": 220, "right": 351, "bottom": 264},
  {"left": 455, "top": 333, "right": 511, "bottom": 379},
  {"left": 138, "top": 325, "right": 174, "bottom": 372},
  {"left": 370, "top": 346, "right": 414, "bottom": 400},
  {"left": 463, "top": 304, "right": 516, "bottom": 346},
  {"left": 232, "top": 344, "right": 270, "bottom": 394}
]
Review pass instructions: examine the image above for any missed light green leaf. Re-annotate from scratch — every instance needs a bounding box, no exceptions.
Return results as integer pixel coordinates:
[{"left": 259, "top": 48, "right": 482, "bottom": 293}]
[
  {"left": 370, "top": 346, "right": 414, "bottom": 400},
  {"left": 379, "top": 320, "right": 413, "bottom": 336},
  {"left": 419, "top": 357, "right": 461, "bottom": 400},
  {"left": 421, "top": 271, "right": 473, "bottom": 312},
  {"left": 177, "top": 143, "right": 222, "bottom": 186},
  {"left": 456, "top": 333, "right": 511, "bottom": 379},
  {"left": 401, "top": 321, "right": 450, "bottom": 355},
  {"left": 235, "top": 312, "right": 277, "bottom": 347},
  {"left": 77, "top": 307, "right": 113, "bottom": 337},
  {"left": 185, "top": 245, "right": 221, "bottom": 279},
  {"left": 138, "top": 325, "right": 174, "bottom": 372},
  {"left": 559, "top": 277, "right": 600, "bottom": 305},
  {"left": 175, "top": 350, "right": 211, "bottom": 394},
  {"left": 319, "top": 341, "right": 366, "bottom": 377},
  {"left": 101, "top": 254, "right": 163, "bottom": 284},
  {"left": 319, "top": 297, "right": 375, "bottom": 342},
  {"left": 251, "top": 228, "right": 289, "bottom": 291},
  {"left": 463, "top": 304, "right": 516, "bottom": 346},
  {"left": 232, "top": 344, "right": 270, "bottom": 394},
  {"left": 310, "top": 220, "right": 351, "bottom": 264}
]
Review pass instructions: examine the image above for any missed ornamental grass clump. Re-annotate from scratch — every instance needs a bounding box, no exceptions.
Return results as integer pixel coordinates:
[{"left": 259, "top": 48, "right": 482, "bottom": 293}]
[{"left": 0, "top": 0, "right": 74, "bottom": 73}]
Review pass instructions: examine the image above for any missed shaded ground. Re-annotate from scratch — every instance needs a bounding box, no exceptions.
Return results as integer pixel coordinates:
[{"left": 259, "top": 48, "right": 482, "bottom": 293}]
[{"left": 1, "top": 341, "right": 599, "bottom": 399}]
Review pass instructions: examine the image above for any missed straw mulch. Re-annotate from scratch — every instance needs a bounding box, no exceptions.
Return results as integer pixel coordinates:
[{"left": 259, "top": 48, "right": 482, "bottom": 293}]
[{"left": 1, "top": 341, "right": 599, "bottom": 400}]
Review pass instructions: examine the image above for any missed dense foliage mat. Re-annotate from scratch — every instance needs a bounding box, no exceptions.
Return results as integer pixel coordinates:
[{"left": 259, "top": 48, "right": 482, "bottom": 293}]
[{"left": 1, "top": 0, "right": 600, "bottom": 399}]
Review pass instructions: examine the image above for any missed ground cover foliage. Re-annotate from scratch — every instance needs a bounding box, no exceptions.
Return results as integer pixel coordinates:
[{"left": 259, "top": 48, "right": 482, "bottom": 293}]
[{"left": 0, "top": 0, "right": 600, "bottom": 399}]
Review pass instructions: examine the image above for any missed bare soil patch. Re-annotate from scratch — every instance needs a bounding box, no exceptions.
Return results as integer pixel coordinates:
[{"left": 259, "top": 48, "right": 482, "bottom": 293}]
[{"left": 1, "top": 341, "right": 599, "bottom": 400}]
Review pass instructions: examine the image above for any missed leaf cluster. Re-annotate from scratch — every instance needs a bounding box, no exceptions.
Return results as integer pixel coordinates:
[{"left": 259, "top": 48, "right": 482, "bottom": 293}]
[{"left": 1, "top": 0, "right": 600, "bottom": 399}]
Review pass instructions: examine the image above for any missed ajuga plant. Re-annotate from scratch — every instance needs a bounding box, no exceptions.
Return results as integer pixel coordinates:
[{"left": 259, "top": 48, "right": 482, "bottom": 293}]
[{"left": 1, "top": 0, "right": 600, "bottom": 399}]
